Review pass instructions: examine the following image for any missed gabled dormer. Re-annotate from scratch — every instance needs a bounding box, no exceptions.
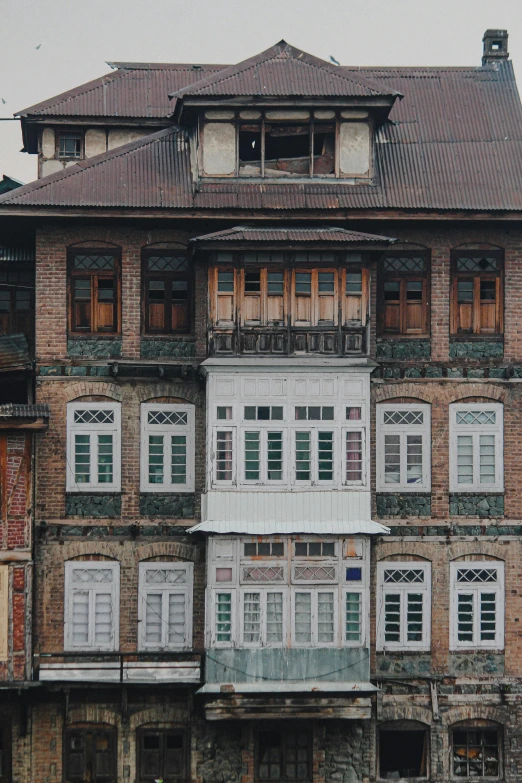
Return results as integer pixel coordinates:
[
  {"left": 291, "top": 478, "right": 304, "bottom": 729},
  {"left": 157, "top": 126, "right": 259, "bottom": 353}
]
[{"left": 171, "top": 41, "right": 401, "bottom": 182}]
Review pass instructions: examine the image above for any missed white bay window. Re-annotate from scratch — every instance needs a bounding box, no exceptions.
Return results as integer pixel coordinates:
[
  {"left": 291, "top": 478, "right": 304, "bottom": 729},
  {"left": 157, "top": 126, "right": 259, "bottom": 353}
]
[
  {"left": 376, "top": 404, "right": 431, "bottom": 491},
  {"left": 64, "top": 561, "right": 119, "bottom": 651},
  {"left": 140, "top": 404, "right": 194, "bottom": 492},
  {"left": 138, "top": 562, "right": 193, "bottom": 650},
  {"left": 450, "top": 562, "right": 504, "bottom": 650},
  {"left": 66, "top": 402, "right": 121, "bottom": 491},
  {"left": 449, "top": 403, "right": 503, "bottom": 492},
  {"left": 207, "top": 536, "right": 368, "bottom": 648}
]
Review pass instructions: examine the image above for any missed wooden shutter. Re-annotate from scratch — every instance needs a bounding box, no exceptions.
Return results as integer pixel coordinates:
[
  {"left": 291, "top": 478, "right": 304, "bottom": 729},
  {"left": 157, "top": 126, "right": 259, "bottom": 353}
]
[
  {"left": 0, "top": 567, "right": 8, "bottom": 662},
  {"left": 316, "top": 270, "right": 337, "bottom": 325}
]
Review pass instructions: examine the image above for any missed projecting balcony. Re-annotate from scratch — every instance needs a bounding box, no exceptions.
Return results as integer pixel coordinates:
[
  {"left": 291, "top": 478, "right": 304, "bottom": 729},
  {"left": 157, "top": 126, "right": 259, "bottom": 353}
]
[
  {"left": 35, "top": 651, "right": 201, "bottom": 684},
  {"left": 209, "top": 326, "right": 367, "bottom": 357}
]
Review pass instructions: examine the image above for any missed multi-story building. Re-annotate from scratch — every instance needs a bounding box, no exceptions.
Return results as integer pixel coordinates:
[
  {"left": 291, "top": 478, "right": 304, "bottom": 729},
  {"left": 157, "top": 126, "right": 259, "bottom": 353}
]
[{"left": 0, "top": 26, "right": 521, "bottom": 783}]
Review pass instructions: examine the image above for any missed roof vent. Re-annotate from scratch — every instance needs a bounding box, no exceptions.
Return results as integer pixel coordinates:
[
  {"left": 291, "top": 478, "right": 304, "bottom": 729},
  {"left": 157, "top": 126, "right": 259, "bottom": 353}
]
[{"left": 482, "top": 29, "right": 509, "bottom": 65}]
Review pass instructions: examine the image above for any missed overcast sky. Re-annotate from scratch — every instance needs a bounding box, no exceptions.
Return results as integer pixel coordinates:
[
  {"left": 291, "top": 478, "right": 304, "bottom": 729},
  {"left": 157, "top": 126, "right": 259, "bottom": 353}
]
[{"left": 1, "top": 0, "right": 521, "bottom": 183}]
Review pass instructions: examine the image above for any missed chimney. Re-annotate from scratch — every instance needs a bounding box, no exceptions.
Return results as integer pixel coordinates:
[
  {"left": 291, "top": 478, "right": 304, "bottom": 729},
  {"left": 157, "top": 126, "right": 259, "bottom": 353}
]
[{"left": 482, "top": 29, "right": 509, "bottom": 65}]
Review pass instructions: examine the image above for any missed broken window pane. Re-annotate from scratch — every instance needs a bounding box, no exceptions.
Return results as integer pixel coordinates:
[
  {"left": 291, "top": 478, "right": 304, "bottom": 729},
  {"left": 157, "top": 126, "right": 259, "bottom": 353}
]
[
  {"left": 264, "top": 124, "right": 310, "bottom": 177},
  {"left": 312, "top": 124, "right": 335, "bottom": 176},
  {"left": 452, "top": 728, "right": 499, "bottom": 778},
  {"left": 239, "top": 125, "right": 262, "bottom": 177}
]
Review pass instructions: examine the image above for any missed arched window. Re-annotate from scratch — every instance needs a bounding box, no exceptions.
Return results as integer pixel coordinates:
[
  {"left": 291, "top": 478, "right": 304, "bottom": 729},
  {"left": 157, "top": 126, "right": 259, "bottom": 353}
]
[
  {"left": 137, "top": 726, "right": 188, "bottom": 782},
  {"left": 66, "top": 401, "right": 121, "bottom": 492},
  {"left": 68, "top": 247, "right": 121, "bottom": 334},
  {"left": 377, "top": 560, "right": 431, "bottom": 651},
  {"left": 451, "top": 721, "right": 501, "bottom": 778},
  {"left": 64, "top": 724, "right": 116, "bottom": 783},
  {"left": 140, "top": 402, "right": 195, "bottom": 492},
  {"left": 449, "top": 402, "right": 503, "bottom": 492},
  {"left": 376, "top": 402, "right": 431, "bottom": 492},
  {"left": 64, "top": 560, "right": 120, "bottom": 652},
  {"left": 379, "top": 721, "right": 429, "bottom": 779}
]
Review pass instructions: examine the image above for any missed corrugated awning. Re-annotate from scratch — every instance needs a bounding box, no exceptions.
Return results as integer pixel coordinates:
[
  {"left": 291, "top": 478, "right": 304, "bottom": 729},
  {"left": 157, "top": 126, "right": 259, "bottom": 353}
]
[
  {"left": 189, "top": 519, "right": 388, "bottom": 535},
  {"left": 198, "top": 681, "right": 379, "bottom": 694}
]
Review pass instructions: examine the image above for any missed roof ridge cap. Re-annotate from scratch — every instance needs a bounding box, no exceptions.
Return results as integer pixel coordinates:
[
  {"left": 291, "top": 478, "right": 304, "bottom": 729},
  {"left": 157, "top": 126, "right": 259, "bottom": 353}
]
[{"left": 0, "top": 126, "right": 183, "bottom": 205}]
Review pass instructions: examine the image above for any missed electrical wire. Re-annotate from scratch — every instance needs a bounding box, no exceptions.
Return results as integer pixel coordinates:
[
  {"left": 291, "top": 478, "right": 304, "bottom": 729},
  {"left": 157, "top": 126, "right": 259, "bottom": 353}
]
[{"left": 206, "top": 651, "right": 371, "bottom": 682}]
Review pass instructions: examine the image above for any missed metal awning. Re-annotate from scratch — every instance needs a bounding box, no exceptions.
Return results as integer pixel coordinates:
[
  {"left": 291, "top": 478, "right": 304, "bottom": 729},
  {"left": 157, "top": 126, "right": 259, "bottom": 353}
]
[
  {"left": 189, "top": 519, "right": 389, "bottom": 535},
  {"left": 198, "top": 681, "right": 379, "bottom": 694}
]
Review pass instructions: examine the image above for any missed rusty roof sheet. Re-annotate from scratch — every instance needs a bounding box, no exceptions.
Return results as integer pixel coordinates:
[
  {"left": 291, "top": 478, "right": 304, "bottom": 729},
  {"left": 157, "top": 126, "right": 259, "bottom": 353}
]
[
  {"left": 190, "top": 226, "right": 395, "bottom": 243},
  {"left": 17, "top": 64, "right": 225, "bottom": 119},
  {"left": 0, "top": 334, "right": 30, "bottom": 371},
  {"left": 171, "top": 41, "right": 399, "bottom": 100},
  {"left": 3, "top": 59, "right": 522, "bottom": 213}
]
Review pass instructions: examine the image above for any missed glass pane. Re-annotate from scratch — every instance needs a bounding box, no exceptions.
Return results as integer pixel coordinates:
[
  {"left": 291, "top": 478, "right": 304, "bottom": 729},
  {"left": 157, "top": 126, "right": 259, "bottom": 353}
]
[
  {"left": 384, "top": 593, "right": 401, "bottom": 642},
  {"left": 145, "top": 592, "right": 162, "bottom": 644},
  {"left": 295, "top": 432, "right": 311, "bottom": 481},
  {"left": 294, "top": 592, "right": 312, "bottom": 643},
  {"left": 243, "top": 592, "right": 261, "bottom": 643},
  {"left": 317, "top": 592, "right": 334, "bottom": 643},
  {"left": 295, "top": 273, "right": 311, "bottom": 295},
  {"left": 406, "top": 281, "right": 423, "bottom": 300},
  {"left": 457, "top": 435, "right": 474, "bottom": 484},
  {"left": 457, "top": 593, "right": 474, "bottom": 642},
  {"left": 406, "top": 593, "right": 423, "bottom": 641},
  {"left": 216, "top": 431, "right": 233, "bottom": 481},
  {"left": 318, "top": 272, "right": 334, "bottom": 293},
  {"left": 318, "top": 432, "right": 333, "bottom": 481},
  {"left": 480, "top": 279, "right": 496, "bottom": 300},
  {"left": 268, "top": 271, "right": 284, "bottom": 295},
  {"left": 346, "top": 272, "right": 362, "bottom": 295},
  {"left": 171, "top": 435, "right": 187, "bottom": 484},
  {"left": 168, "top": 592, "right": 187, "bottom": 645},
  {"left": 267, "top": 432, "right": 283, "bottom": 481},
  {"left": 97, "top": 434, "right": 113, "bottom": 484},
  {"left": 457, "top": 279, "right": 474, "bottom": 303},
  {"left": 218, "top": 270, "right": 234, "bottom": 292},
  {"left": 217, "top": 406, "right": 232, "bottom": 420},
  {"left": 456, "top": 256, "right": 499, "bottom": 273},
  {"left": 384, "top": 281, "right": 400, "bottom": 300},
  {"left": 345, "top": 592, "right": 362, "bottom": 642},
  {"left": 479, "top": 434, "right": 495, "bottom": 484},
  {"left": 97, "top": 278, "right": 114, "bottom": 302},
  {"left": 406, "top": 434, "right": 422, "bottom": 484},
  {"left": 384, "top": 256, "right": 425, "bottom": 273},
  {"left": 148, "top": 280, "right": 165, "bottom": 302},
  {"left": 245, "top": 431, "right": 260, "bottom": 480},
  {"left": 384, "top": 434, "right": 400, "bottom": 484},
  {"left": 72, "top": 591, "right": 89, "bottom": 644},
  {"left": 148, "top": 435, "right": 164, "bottom": 484},
  {"left": 266, "top": 592, "right": 283, "bottom": 643},
  {"left": 216, "top": 593, "right": 232, "bottom": 642},
  {"left": 74, "top": 434, "right": 90, "bottom": 484},
  {"left": 94, "top": 592, "right": 112, "bottom": 643},
  {"left": 480, "top": 592, "right": 496, "bottom": 641},
  {"left": 346, "top": 430, "right": 362, "bottom": 482}
]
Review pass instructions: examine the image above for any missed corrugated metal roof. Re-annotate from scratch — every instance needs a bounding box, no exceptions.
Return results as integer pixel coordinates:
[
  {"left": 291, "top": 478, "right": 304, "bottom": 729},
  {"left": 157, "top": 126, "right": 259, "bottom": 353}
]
[
  {"left": 190, "top": 227, "right": 395, "bottom": 243},
  {"left": 190, "top": 491, "right": 389, "bottom": 535},
  {"left": 3, "top": 58, "right": 522, "bottom": 213},
  {"left": 0, "top": 404, "right": 50, "bottom": 418},
  {"left": 17, "top": 64, "right": 225, "bottom": 119},
  {"left": 171, "top": 41, "right": 399, "bottom": 100}
]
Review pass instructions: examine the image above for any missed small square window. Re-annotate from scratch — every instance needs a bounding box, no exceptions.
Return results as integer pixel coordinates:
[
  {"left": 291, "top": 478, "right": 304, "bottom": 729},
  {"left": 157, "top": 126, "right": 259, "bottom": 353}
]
[
  {"left": 346, "top": 567, "right": 362, "bottom": 581},
  {"left": 58, "top": 133, "right": 83, "bottom": 159}
]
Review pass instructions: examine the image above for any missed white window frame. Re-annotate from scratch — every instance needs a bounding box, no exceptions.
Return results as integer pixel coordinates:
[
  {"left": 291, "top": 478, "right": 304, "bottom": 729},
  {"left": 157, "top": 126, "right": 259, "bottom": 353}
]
[
  {"left": 140, "top": 403, "right": 195, "bottom": 493},
  {"left": 291, "top": 587, "right": 338, "bottom": 648},
  {"left": 342, "top": 587, "right": 366, "bottom": 646},
  {"left": 342, "top": 426, "right": 366, "bottom": 486},
  {"left": 377, "top": 561, "right": 431, "bottom": 651},
  {"left": 240, "top": 428, "right": 286, "bottom": 485},
  {"left": 137, "top": 562, "right": 193, "bottom": 651},
  {"left": 212, "top": 427, "right": 237, "bottom": 486},
  {"left": 450, "top": 561, "right": 504, "bottom": 651},
  {"left": 376, "top": 403, "right": 431, "bottom": 492},
  {"left": 64, "top": 561, "right": 120, "bottom": 651},
  {"left": 239, "top": 587, "right": 287, "bottom": 648},
  {"left": 210, "top": 588, "right": 237, "bottom": 647},
  {"left": 293, "top": 428, "right": 337, "bottom": 487},
  {"left": 66, "top": 402, "right": 121, "bottom": 492},
  {"left": 449, "top": 403, "right": 503, "bottom": 492}
]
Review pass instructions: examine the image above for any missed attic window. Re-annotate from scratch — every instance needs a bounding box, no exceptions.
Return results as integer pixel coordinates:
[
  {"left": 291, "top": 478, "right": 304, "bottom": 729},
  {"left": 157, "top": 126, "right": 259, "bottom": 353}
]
[
  {"left": 238, "top": 120, "right": 335, "bottom": 178},
  {"left": 492, "top": 41, "right": 502, "bottom": 50},
  {"left": 58, "top": 132, "right": 83, "bottom": 160}
]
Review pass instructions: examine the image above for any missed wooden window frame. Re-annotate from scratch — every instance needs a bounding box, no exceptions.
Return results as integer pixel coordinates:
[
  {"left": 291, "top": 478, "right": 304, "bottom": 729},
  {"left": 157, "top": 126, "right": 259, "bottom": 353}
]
[
  {"left": 255, "top": 726, "right": 313, "bottom": 783},
  {"left": 64, "top": 561, "right": 120, "bottom": 652},
  {"left": 450, "top": 250, "right": 504, "bottom": 336},
  {"left": 379, "top": 252, "right": 430, "bottom": 337},
  {"left": 67, "top": 248, "right": 121, "bottom": 335},
  {"left": 450, "top": 562, "right": 504, "bottom": 651},
  {"left": 450, "top": 724, "right": 501, "bottom": 779},
  {"left": 0, "top": 262, "right": 34, "bottom": 340},
  {"left": 63, "top": 725, "right": 116, "bottom": 783},
  {"left": 56, "top": 130, "right": 84, "bottom": 161},
  {"left": 137, "top": 728, "right": 188, "bottom": 783},
  {"left": 376, "top": 561, "right": 431, "bottom": 652},
  {"left": 449, "top": 403, "right": 503, "bottom": 492},
  {"left": 141, "top": 250, "right": 192, "bottom": 335}
]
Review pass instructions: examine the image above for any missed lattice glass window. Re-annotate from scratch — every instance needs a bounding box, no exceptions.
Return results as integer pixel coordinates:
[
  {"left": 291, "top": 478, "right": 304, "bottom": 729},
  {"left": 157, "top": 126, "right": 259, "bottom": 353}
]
[
  {"left": 140, "top": 404, "right": 194, "bottom": 492},
  {"left": 344, "top": 591, "right": 363, "bottom": 643},
  {"left": 215, "top": 592, "right": 233, "bottom": 643},
  {"left": 138, "top": 562, "right": 193, "bottom": 650},
  {"left": 65, "top": 562, "right": 119, "bottom": 651},
  {"left": 244, "top": 406, "right": 284, "bottom": 420},
  {"left": 215, "top": 430, "right": 234, "bottom": 483},
  {"left": 69, "top": 249, "right": 120, "bottom": 334},
  {"left": 294, "top": 541, "right": 335, "bottom": 557},
  {"left": 295, "top": 406, "right": 334, "bottom": 421},
  {"left": 377, "top": 404, "right": 430, "bottom": 491},
  {"left": 292, "top": 564, "right": 336, "bottom": 583},
  {"left": 292, "top": 590, "right": 336, "bottom": 646},
  {"left": 242, "top": 566, "right": 285, "bottom": 583},
  {"left": 67, "top": 402, "right": 121, "bottom": 492},
  {"left": 450, "top": 404, "right": 503, "bottom": 491},
  {"left": 58, "top": 133, "right": 83, "bottom": 159},
  {"left": 384, "top": 257, "right": 426, "bottom": 274},
  {"left": 294, "top": 430, "right": 335, "bottom": 484},
  {"left": 242, "top": 430, "right": 284, "bottom": 484},
  {"left": 377, "top": 562, "right": 431, "bottom": 651},
  {"left": 345, "top": 430, "right": 363, "bottom": 483},
  {"left": 244, "top": 541, "right": 285, "bottom": 557},
  {"left": 450, "top": 562, "right": 504, "bottom": 650}
]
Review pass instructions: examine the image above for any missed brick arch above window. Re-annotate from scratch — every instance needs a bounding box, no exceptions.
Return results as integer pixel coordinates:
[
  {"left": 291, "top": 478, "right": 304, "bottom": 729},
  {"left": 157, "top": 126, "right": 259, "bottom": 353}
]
[
  {"left": 379, "top": 717, "right": 431, "bottom": 730},
  {"left": 64, "top": 382, "right": 123, "bottom": 403},
  {"left": 452, "top": 242, "right": 504, "bottom": 252},
  {"left": 141, "top": 395, "right": 194, "bottom": 406},
  {"left": 141, "top": 241, "right": 188, "bottom": 251},
  {"left": 450, "top": 553, "right": 504, "bottom": 563},
  {"left": 452, "top": 394, "right": 505, "bottom": 405},
  {"left": 378, "top": 553, "right": 431, "bottom": 563},
  {"left": 134, "top": 383, "right": 201, "bottom": 406},
  {"left": 129, "top": 708, "right": 189, "bottom": 732},
  {"left": 68, "top": 240, "right": 121, "bottom": 249},
  {"left": 442, "top": 706, "right": 506, "bottom": 727},
  {"left": 134, "top": 541, "right": 199, "bottom": 564},
  {"left": 447, "top": 542, "right": 507, "bottom": 562},
  {"left": 374, "top": 384, "right": 434, "bottom": 403},
  {"left": 66, "top": 554, "right": 119, "bottom": 563}
]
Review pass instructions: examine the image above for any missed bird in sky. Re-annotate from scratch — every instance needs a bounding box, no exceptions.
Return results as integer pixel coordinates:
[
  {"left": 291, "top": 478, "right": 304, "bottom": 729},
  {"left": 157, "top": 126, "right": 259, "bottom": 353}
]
[
  {"left": 35, "top": 44, "right": 41, "bottom": 50},
  {"left": 0, "top": 99, "right": 5, "bottom": 105},
  {"left": 329, "top": 55, "right": 340, "bottom": 66}
]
